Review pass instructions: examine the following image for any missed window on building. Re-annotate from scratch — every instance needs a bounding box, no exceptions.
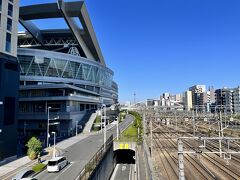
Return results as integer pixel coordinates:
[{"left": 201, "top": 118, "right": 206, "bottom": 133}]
[
  {"left": 5, "top": 32, "right": 11, "bottom": 52},
  {"left": 4, "top": 97, "right": 15, "bottom": 125},
  {"left": 9, "top": 0, "right": 13, "bottom": 3},
  {"left": 7, "top": 18, "right": 12, "bottom": 31},
  {"left": 80, "top": 104, "right": 85, "bottom": 111},
  {"left": 8, "top": 3, "right": 13, "bottom": 17},
  {"left": 32, "top": 102, "right": 45, "bottom": 112},
  {"left": 86, "top": 104, "right": 90, "bottom": 110},
  {"left": 19, "top": 103, "right": 28, "bottom": 112},
  {"left": 0, "top": 13, "right": 1, "bottom": 26}
]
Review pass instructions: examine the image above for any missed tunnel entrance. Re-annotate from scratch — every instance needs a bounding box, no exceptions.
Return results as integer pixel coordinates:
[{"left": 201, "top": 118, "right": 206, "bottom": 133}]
[{"left": 114, "top": 149, "right": 135, "bottom": 164}]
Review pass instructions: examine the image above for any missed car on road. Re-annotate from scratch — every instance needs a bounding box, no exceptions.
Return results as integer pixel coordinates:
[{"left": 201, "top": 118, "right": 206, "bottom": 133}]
[
  {"left": 47, "top": 156, "right": 68, "bottom": 172},
  {"left": 12, "top": 169, "right": 35, "bottom": 180}
]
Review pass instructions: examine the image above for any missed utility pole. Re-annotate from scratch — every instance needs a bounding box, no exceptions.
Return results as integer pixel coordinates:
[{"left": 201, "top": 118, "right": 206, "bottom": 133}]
[
  {"left": 134, "top": 92, "right": 136, "bottom": 105},
  {"left": 47, "top": 106, "right": 51, "bottom": 148},
  {"left": 219, "top": 111, "right": 223, "bottom": 157},
  {"left": 192, "top": 110, "right": 195, "bottom": 136},
  {"left": 103, "top": 104, "right": 107, "bottom": 151},
  {"left": 150, "top": 119, "right": 153, "bottom": 156},
  {"left": 178, "top": 138, "right": 185, "bottom": 180},
  {"left": 175, "top": 110, "right": 177, "bottom": 133}
]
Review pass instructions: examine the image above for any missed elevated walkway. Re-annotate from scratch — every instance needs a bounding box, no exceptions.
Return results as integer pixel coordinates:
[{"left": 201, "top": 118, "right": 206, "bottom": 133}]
[{"left": 83, "top": 112, "right": 97, "bottom": 133}]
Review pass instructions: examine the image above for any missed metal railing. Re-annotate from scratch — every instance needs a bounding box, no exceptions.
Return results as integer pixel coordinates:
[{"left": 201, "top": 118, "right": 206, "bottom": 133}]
[{"left": 75, "top": 135, "right": 113, "bottom": 180}]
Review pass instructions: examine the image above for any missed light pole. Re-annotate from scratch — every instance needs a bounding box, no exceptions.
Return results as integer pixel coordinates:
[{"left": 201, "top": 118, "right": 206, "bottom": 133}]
[
  {"left": 102, "top": 104, "right": 107, "bottom": 151},
  {"left": 116, "top": 116, "right": 119, "bottom": 140},
  {"left": 100, "top": 107, "right": 103, "bottom": 132},
  {"left": 52, "top": 132, "right": 56, "bottom": 158},
  {"left": 75, "top": 120, "right": 78, "bottom": 136},
  {"left": 24, "top": 121, "right": 27, "bottom": 136},
  {"left": 150, "top": 119, "right": 153, "bottom": 156},
  {"left": 46, "top": 106, "right": 51, "bottom": 148}
]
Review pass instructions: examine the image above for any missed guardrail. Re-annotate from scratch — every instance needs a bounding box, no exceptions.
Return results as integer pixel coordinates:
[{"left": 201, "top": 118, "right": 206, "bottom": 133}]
[{"left": 75, "top": 135, "right": 113, "bottom": 180}]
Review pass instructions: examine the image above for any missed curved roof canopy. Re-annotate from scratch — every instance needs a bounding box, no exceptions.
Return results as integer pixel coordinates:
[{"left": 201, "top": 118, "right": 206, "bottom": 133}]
[{"left": 19, "top": 0, "right": 106, "bottom": 66}]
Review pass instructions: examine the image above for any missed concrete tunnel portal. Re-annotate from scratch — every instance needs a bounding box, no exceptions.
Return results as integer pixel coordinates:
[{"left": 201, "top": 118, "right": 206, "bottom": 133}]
[{"left": 114, "top": 149, "right": 135, "bottom": 164}]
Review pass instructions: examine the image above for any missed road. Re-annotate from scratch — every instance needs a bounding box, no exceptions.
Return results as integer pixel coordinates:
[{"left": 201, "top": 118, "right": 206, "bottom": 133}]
[
  {"left": 111, "top": 164, "right": 135, "bottom": 180},
  {"left": 35, "top": 115, "right": 134, "bottom": 180}
]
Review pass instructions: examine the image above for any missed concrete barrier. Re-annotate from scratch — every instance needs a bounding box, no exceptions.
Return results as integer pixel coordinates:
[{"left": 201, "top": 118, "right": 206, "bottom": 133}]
[{"left": 89, "top": 143, "right": 115, "bottom": 180}]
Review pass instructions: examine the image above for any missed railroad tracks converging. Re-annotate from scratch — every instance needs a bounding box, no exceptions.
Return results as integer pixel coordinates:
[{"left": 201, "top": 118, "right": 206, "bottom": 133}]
[{"left": 148, "top": 122, "right": 240, "bottom": 180}]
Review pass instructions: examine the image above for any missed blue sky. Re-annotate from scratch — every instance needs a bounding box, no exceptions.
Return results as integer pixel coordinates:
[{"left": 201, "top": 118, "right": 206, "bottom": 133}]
[{"left": 20, "top": 0, "right": 240, "bottom": 103}]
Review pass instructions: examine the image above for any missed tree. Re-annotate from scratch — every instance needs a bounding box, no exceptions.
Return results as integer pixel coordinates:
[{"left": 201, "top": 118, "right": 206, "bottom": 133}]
[{"left": 26, "top": 137, "right": 42, "bottom": 160}]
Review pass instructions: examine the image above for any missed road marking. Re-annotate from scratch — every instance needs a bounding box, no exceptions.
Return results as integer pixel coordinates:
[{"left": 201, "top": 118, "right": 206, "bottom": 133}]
[
  {"left": 110, "top": 164, "right": 119, "bottom": 180},
  {"left": 129, "top": 164, "right": 132, "bottom": 180},
  {"left": 52, "top": 162, "right": 74, "bottom": 180}
]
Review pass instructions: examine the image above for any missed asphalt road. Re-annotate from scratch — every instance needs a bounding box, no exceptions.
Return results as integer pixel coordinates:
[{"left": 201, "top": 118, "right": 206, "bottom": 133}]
[
  {"left": 35, "top": 115, "right": 134, "bottom": 180},
  {"left": 112, "top": 164, "right": 134, "bottom": 180}
]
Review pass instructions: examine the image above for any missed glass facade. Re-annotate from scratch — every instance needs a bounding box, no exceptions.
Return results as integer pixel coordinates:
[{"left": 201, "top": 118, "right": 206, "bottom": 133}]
[
  {"left": 5, "top": 32, "right": 11, "bottom": 52},
  {"left": 7, "top": 18, "right": 12, "bottom": 31},
  {"left": 17, "top": 51, "right": 113, "bottom": 88},
  {"left": 8, "top": 3, "right": 13, "bottom": 17}
]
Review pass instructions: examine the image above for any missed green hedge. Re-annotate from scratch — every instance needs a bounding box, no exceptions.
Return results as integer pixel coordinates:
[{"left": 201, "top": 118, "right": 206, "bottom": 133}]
[
  {"left": 118, "top": 111, "right": 143, "bottom": 143},
  {"left": 32, "top": 163, "right": 46, "bottom": 173}
]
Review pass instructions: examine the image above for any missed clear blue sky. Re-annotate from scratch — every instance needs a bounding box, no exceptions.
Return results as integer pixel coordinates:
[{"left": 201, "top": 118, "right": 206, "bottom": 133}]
[{"left": 20, "top": 0, "right": 240, "bottom": 103}]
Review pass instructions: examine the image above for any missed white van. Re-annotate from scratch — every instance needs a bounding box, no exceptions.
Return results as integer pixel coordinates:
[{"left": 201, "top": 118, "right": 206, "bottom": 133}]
[{"left": 47, "top": 156, "right": 68, "bottom": 172}]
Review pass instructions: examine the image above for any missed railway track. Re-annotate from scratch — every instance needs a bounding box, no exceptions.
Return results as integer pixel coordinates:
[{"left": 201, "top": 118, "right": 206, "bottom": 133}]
[
  {"left": 151, "top": 124, "right": 215, "bottom": 180},
  {"left": 149, "top": 122, "right": 240, "bottom": 180}
]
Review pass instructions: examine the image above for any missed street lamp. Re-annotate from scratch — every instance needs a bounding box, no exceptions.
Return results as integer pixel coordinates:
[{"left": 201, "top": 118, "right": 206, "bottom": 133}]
[
  {"left": 24, "top": 121, "right": 28, "bottom": 136},
  {"left": 75, "top": 120, "right": 78, "bottom": 136},
  {"left": 46, "top": 106, "right": 51, "bottom": 148},
  {"left": 51, "top": 132, "right": 56, "bottom": 158},
  {"left": 116, "top": 116, "right": 119, "bottom": 140},
  {"left": 100, "top": 106, "right": 104, "bottom": 132},
  {"left": 102, "top": 104, "right": 107, "bottom": 151}
]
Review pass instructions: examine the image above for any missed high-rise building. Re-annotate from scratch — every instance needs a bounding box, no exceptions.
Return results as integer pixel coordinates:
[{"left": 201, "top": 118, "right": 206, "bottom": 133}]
[
  {"left": 209, "top": 86, "right": 215, "bottom": 103},
  {"left": 146, "top": 99, "right": 154, "bottom": 106},
  {"left": 233, "top": 87, "right": 240, "bottom": 113},
  {"left": 184, "top": 91, "right": 192, "bottom": 111},
  {"left": 215, "top": 88, "right": 233, "bottom": 112},
  {"left": 189, "top": 85, "right": 206, "bottom": 110},
  {"left": 0, "top": 0, "right": 19, "bottom": 160},
  {"left": 174, "top": 94, "right": 182, "bottom": 102}
]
